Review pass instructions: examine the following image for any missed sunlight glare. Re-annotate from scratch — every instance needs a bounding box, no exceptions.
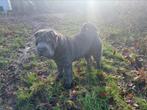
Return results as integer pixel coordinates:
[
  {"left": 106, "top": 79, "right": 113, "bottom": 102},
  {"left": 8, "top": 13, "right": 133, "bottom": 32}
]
[{"left": 86, "top": 0, "right": 97, "bottom": 21}]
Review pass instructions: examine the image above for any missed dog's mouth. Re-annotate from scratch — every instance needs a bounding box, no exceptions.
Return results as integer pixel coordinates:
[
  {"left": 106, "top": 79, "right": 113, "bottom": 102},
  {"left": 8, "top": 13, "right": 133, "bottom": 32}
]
[{"left": 37, "top": 49, "right": 54, "bottom": 59}]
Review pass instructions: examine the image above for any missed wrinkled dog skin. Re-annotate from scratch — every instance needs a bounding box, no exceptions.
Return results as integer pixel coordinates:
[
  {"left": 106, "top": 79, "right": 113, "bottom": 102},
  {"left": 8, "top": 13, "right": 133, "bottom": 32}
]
[{"left": 35, "top": 23, "right": 102, "bottom": 89}]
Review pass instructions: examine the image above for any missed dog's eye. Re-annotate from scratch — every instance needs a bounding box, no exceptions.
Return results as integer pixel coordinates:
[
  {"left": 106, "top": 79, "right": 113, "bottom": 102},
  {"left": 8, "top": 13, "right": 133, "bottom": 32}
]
[
  {"left": 46, "top": 38, "right": 51, "bottom": 43},
  {"left": 36, "top": 42, "right": 38, "bottom": 46}
]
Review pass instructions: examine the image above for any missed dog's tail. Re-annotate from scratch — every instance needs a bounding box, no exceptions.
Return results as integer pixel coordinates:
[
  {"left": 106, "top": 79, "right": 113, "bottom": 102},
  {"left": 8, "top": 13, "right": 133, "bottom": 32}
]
[{"left": 81, "top": 23, "right": 97, "bottom": 33}]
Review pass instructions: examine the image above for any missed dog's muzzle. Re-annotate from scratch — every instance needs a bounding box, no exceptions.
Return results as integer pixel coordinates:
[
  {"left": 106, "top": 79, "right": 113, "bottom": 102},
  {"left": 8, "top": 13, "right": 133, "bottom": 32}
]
[{"left": 37, "top": 43, "right": 54, "bottom": 58}]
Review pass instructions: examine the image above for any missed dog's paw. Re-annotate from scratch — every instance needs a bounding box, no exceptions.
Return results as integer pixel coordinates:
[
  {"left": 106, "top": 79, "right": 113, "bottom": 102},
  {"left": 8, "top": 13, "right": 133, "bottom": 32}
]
[{"left": 64, "top": 82, "right": 72, "bottom": 89}]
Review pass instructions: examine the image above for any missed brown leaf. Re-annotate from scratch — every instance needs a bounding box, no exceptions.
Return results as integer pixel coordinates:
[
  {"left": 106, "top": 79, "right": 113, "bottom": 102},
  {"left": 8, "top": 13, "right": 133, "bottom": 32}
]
[{"left": 126, "top": 93, "right": 134, "bottom": 100}]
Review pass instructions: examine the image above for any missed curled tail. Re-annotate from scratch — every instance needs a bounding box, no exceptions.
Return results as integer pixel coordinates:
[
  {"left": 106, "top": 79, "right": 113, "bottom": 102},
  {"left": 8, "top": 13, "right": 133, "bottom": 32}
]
[{"left": 81, "top": 22, "right": 97, "bottom": 33}]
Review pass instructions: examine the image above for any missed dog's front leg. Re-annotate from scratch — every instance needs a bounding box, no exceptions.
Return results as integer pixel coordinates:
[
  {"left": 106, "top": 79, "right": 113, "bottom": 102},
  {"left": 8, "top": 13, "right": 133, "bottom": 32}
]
[
  {"left": 56, "top": 63, "right": 64, "bottom": 81},
  {"left": 64, "top": 63, "right": 72, "bottom": 89}
]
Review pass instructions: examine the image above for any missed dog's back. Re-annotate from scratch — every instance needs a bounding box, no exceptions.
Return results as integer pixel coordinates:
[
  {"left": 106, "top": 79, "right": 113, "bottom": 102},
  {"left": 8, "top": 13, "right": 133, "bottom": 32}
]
[{"left": 70, "top": 23, "right": 101, "bottom": 60}]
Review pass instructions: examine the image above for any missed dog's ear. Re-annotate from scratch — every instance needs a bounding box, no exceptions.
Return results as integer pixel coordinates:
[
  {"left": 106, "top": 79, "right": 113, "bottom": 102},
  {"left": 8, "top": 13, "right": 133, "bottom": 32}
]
[
  {"left": 49, "top": 30, "right": 59, "bottom": 43},
  {"left": 34, "top": 30, "right": 44, "bottom": 39},
  {"left": 34, "top": 31, "right": 39, "bottom": 38},
  {"left": 50, "top": 30, "right": 57, "bottom": 37},
  {"left": 34, "top": 31, "right": 41, "bottom": 46}
]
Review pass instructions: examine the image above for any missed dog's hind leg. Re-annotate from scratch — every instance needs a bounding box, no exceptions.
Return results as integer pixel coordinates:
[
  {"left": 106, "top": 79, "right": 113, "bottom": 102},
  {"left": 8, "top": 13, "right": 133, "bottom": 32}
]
[
  {"left": 85, "top": 56, "right": 93, "bottom": 71},
  {"left": 93, "top": 51, "right": 102, "bottom": 70},
  {"left": 93, "top": 40, "right": 102, "bottom": 70}
]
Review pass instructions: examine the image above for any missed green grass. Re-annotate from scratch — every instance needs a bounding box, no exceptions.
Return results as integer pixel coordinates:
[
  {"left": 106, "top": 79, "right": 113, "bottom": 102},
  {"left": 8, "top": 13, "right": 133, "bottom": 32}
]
[
  {"left": 15, "top": 72, "right": 126, "bottom": 110},
  {"left": 135, "top": 97, "right": 147, "bottom": 110},
  {"left": 106, "top": 75, "right": 132, "bottom": 110},
  {"left": 11, "top": 37, "right": 25, "bottom": 49},
  {"left": 102, "top": 42, "right": 126, "bottom": 73},
  {"left": 16, "top": 73, "right": 50, "bottom": 110},
  {"left": 103, "top": 42, "right": 124, "bottom": 61},
  {"left": 16, "top": 68, "right": 132, "bottom": 110},
  {"left": 0, "top": 24, "right": 29, "bottom": 70},
  {"left": 79, "top": 89, "right": 109, "bottom": 110},
  {"left": 0, "top": 57, "right": 10, "bottom": 69}
]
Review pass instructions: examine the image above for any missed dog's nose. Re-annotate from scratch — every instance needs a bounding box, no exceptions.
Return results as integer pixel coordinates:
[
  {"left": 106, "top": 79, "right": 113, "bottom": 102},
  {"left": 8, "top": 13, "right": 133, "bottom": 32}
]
[{"left": 37, "top": 47, "right": 46, "bottom": 53}]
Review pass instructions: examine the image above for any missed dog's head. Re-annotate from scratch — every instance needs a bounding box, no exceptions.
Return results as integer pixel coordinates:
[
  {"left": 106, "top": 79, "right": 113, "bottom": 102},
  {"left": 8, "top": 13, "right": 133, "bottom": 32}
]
[{"left": 34, "top": 29, "right": 59, "bottom": 58}]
